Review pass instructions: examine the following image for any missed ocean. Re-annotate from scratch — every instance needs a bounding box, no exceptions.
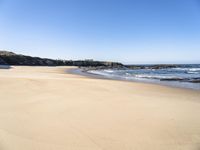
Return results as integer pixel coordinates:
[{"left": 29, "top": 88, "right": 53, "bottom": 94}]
[{"left": 88, "top": 64, "right": 200, "bottom": 90}]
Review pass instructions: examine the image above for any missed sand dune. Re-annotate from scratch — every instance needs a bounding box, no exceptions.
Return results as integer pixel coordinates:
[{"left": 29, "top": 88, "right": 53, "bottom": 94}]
[{"left": 0, "top": 66, "right": 200, "bottom": 150}]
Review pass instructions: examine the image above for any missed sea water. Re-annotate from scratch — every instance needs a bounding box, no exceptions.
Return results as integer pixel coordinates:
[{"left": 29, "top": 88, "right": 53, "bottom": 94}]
[{"left": 88, "top": 64, "right": 200, "bottom": 90}]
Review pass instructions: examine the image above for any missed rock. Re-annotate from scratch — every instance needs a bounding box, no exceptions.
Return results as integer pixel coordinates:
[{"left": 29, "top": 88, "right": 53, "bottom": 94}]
[{"left": 126, "top": 64, "right": 180, "bottom": 70}]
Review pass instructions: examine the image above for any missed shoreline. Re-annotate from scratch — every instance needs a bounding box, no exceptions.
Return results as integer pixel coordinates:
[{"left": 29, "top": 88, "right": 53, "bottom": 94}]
[{"left": 67, "top": 67, "right": 200, "bottom": 91}]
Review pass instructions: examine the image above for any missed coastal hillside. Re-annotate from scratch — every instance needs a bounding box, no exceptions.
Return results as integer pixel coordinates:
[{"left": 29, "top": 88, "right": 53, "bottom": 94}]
[
  {"left": 0, "top": 50, "right": 182, "bottom": 69},
  {"left": 0, "top": 50, "right": 123, "bottom": 67},
  {"left": 0, "top": 57, "right": 7, "bottom": 65}
]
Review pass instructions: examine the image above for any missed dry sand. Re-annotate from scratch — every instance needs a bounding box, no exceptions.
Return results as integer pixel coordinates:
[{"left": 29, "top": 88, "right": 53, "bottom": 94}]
[{"left": 0, "top": 66, "right": 200, "bottom": 150}]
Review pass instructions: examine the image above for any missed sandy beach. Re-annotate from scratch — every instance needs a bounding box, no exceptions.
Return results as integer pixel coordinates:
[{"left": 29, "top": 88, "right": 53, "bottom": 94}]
[{"left": 0, "top": 66, "right": 200, "bottom": 150}]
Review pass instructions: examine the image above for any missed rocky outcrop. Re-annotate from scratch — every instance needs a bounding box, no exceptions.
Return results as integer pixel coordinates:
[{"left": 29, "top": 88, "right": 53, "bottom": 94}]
[
  {"left": 160, "top": 77, "right": 200, "bottom": 83},
  {"left": 126, "top": 64, "right": 180, "bottom": 70}
]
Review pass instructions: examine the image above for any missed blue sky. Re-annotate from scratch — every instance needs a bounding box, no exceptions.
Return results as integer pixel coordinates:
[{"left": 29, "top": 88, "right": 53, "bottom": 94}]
[{"left": 0, "top": 0, "right": 200, "bottom": 64}]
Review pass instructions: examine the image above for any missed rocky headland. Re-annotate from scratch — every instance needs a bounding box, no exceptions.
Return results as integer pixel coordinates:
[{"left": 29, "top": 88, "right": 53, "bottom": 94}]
[
  {"left": 0, "top": 50, "right": 123, "bottom": 68},
  {"left": 0, "top": 50, "right": 182, "bottom": 70}
]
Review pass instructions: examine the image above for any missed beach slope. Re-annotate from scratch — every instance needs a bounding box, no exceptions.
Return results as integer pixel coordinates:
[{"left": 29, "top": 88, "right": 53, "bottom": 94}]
[{"left": 0, "top": 66, "right": 200, "bottom": 150}]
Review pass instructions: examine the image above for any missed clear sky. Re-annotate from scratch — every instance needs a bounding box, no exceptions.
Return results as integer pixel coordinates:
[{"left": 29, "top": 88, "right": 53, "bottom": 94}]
[{"left": 0, "top": 0, "right": 200, "bottom": 64}]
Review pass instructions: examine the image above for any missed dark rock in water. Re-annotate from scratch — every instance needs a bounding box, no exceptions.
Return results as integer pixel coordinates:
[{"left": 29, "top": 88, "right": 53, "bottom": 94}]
[
  {"left": 160, "top": 78, "right": 184, "bottom": 82},
  {"left": 190, "top": 80, "right": 200, "bottom": 83},
  {"left": 126, "top": 64, "right": 180, "bottom": 70},
  {"left": 189, "top": 78, "right": 200, "bottom": 83},
  {"left": 160, "top": 77, "right": 200, "bottom": 83}
]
